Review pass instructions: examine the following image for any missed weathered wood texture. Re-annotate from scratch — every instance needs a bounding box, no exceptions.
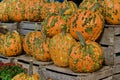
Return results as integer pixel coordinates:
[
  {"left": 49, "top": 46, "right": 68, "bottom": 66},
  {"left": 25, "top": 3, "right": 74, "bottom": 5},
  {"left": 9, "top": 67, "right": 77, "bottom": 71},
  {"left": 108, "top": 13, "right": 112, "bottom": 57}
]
[
  {"left": 98, "top": 25, "right": 120, "bottom": 66},
  {"left": 41, "top": 65, "right": 113, "bottom": 80},
  {"left": 112, "top": 65, "right": 120, "bottom": 74},
  {"left": 0, "top": 54, "right": 53, "bottom": 66},
  {"left": 0, "top": 22, "right": 18, "bottom": 32},
  {"left": 113, "top": 74, "right": 120, "bottom": 80},
  {"left": 18, "top": 21, "right": 41, "bottom": 35}
]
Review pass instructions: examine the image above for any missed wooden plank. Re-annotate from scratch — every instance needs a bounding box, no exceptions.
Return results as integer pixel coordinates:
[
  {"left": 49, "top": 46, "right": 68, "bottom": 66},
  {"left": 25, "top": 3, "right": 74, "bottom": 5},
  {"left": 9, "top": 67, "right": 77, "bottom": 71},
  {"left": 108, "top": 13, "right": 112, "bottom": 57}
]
[
  {"left": 105, "top": 25, "right": 120, "bottom": 28},
  {"left": 113, "top": 65, "right": 120, "bottom": 74},
  {"left": 0, "top": 57, "right": 9, "bottom": 63},
  {"left": 114, "top": 36, "right": 120, "bottom": 53},
  {"left": 114, "top": 27, "right": 120, "bottom": 35},
  {"left": 43, "top": 65, "right": 112, "bottom": 80},
  {"left": 19, "top": 29, "right": 35, "bottom": 35},
  {"left": 114, "top": 56, "right": 120, "bottom": 65},
  {"left": 102, "top": 76, "right": 113, "bottom": 80},
  {"left": 16, "top": 54, "right": 53, "bottom": 66},
  {"left": 17, "top": 61, "right": 39, "bottom": 74},
  {"left": 92, "top": 67, "right": 113, "bottom": 80},
  {"left": 102, "top": 46, "right": 114, "bottom": 66},
  {"left": 99, "top": 27, "right": 114, "bottom": 45},
  {"left": 18, "top": 21, "right": 41, "bottom": 30},
  {"left": 0, "top": 22, "right": 18, "bottom": 32},
  {"left": 113, "top": 74, "right": 120, "bottom": 80}
]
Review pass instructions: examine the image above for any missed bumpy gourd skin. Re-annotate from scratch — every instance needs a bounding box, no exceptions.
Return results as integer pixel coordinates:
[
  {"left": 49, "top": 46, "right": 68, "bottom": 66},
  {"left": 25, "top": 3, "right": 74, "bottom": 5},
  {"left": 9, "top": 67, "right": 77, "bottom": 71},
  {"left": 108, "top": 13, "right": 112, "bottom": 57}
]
[
  {"left": 42, "top": 14, "right": 67, "bottom": 37},
  {"left": 102, "top": 0, "right": 120, "bottom": 24},
  {"left": 68, "top": 8, "right": 104, "bottom": 41},
  {"left": 23, "top": 31, "right": 51, "bottom": 62},
  {"left": 69, "top": 40, "right": 103, "bottom": 73},
  {"left": 0, "top": 31, "right": 22, "bottom": 57},
  {"left": 12, "top": 73, "right": 39, "bottom": 80},
  {"left": 0, "top": 0, "right": 44, "bottom": 22},
  {"left": 49, "top": 32, "right": 76, "bottom": 67}
]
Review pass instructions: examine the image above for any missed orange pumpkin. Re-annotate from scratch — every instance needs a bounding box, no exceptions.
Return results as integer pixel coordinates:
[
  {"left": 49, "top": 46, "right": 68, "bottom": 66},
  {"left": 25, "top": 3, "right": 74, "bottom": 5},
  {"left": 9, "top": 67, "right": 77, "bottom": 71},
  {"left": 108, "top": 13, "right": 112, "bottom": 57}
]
[
  {"left": 23, "top": 28, "right": 51, "bottom": 61},
  {"left": 0, "top": 30, "right": 22, "bottom": 57},
  {"left": 102, "top": 0, "right": 120, "bottom": 24},
  {"left": 42, "top": 14, "right": 67, "bottom": 37},
  {"left": 12, "top": 73, "right": 39, "bottom": 80},
  {"left": 68, "top": 7, "right": 104, "bottom": 41},
  {"left": 49, "top": 29, "right": 76, "bottom": 67},
  {"left": 69, "top": 31, "right": 103, "bottom": 72}
]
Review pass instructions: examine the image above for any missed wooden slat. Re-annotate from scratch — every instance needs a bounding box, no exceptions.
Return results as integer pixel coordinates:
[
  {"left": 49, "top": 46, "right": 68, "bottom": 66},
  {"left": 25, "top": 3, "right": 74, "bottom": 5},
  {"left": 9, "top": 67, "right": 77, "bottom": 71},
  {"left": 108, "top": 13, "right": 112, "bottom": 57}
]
[
  {"left": 18, "top": 21, "right": 41, "bottom": 30},
  {"left": 102, "top": 46, "right": 114, "bottom": 66},
  {"left": 0, "top": 57, "right": 9, "bottom": 63},
  {"left": 105, "top": 25, "right": 120, "bottom": 28},
  {"left": 114, "top": 27, "right": 120, "bottom": 35},
  {"left": 44, "top": 65, "right": 89, "bottom": 76},
  {"left": 16, "top": 54, "right": 53, "bottom": 66},
  {"left": 17, "top": 61, "right": 39, "bottom": 74},
  {"left": 102, "top": 76, "right": 113, "bottom": 80},
  {"left": 19, "top": 29, "right": 35, "bottom": 35},
  {"left": 114, "top": 56, "right": 120, "bottom": 65},
  {"left": 43, "top": 65, "right": 112, "bottom": 80},
  {"left": 114, "top": 36, "right": 120, "bottom": 53},
  {"left": 113, "top": 65, "right": 120, "bottom": 74},
  {"left": 0, "top": 22, "right": 18, "bottom": 32},
  {"left": 113, "top": 74, "right": 120, "bottom": 80},
  {"left": 99, "top": 27, "right": 114, "bottom": 45}
]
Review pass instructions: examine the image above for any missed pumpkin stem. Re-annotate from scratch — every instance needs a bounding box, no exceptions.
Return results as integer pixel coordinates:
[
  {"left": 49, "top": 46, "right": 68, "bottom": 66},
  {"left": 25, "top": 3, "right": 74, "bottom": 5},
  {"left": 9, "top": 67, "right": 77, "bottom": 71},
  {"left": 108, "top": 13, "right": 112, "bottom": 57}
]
[
  {"left": 10, "top": 57, "right": 15, "bottom": 63},
  {"left": 90, "top": 2, "right": 101, "bottom": 12},
  {"left": 41, "top": 30, "right": 46, "bottom": 42},
  {"left": 62, "top": 25, "right": 67, "bottom": 35},
  {"left": 76, "top": 31, "right": 86, "bottom": 48},
  {"left": 28, "top": 60, "right": 33, "bottom": 76}
]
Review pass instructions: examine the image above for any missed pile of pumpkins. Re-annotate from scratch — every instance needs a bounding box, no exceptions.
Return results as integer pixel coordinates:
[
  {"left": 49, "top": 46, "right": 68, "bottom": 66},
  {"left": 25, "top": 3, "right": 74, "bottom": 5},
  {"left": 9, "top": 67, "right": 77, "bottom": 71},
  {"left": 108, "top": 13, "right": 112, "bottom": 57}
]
[{"left": 0, "top": 0, "right": 120, "bottom": 73}]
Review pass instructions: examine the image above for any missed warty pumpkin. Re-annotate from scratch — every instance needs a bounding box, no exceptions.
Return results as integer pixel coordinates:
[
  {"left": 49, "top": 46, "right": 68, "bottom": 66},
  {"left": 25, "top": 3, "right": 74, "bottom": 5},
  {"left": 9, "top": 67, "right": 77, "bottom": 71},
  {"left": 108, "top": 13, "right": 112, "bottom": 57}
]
[
  {"left": 12, "top": 73, "right": 39, "bottom": 80},
  {"left": 49, "top": 28, "right": 76, "bottom": 67},
  {"left": 0, "top": 30, "right": 22, "bottom": 57},
  {"left": 41, "top": 14, "right": 67, "bottom": 37},
  {"left": 102, "top": 0, "right": 120, "bottom": 24},
  {"left": 69, "top": 31, "right": 104, "bottom": 72},
  {"left": 23, "top": 24, "right": 51, "bottom": 61},
  {"left": 68, "top": 5, "right": 104, "bottom": 41},
  {"left": 0, "top": 0, "right": 44, "bottom": 22}
]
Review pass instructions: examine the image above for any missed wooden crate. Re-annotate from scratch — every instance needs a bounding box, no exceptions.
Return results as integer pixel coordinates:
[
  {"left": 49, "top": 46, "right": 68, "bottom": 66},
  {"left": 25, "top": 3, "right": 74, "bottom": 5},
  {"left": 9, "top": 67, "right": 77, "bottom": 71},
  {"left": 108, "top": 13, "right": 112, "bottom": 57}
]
[
  {"left": 112, "top": 64, "right": 120, "bottom": 80},
  {"left": 41, "top": 65, "right": 113, "bottom": 80},
  {"left": 98, "top": 25, "right": 120, "bottom": 66},
  {"left": 0, "top": 22, "right": 18, "bottom": 32},
  {"left": 113, "top": 74, "right": 120, "bottom": 80},
  {"left": 18, "top": 21, "right": 41, "bottom": 35},
  {"left": 0, "top": 54, "right": 53, "bottom": 67}
]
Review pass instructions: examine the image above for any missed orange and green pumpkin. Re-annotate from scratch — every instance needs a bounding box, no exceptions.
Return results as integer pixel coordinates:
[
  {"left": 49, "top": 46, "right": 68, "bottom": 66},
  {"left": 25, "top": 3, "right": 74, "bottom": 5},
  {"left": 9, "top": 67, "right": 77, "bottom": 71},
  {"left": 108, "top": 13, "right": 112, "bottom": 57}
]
[
  {"left": 12, "top": 73, "right": 39, "bottom": 80},
  {"left": 42, "top": 14, "right": 67, "bottom": 37},
  {"left": 0, "top": 30, "right": 22, "bottom": 57},
  {"left": 69, "top": 31, "right": 104, "bottom": 72},
  {"left": 102, "top": 0, "right": 120, "bottom": 24},
  {"left": 40, "top": 1, "right": 62, "bottom": 20},
  {"left": 49, "top": 29, "right": 76, "bottom": 67},
  {"left": 68, "top": 6, "right": 104, "bottom": 41},
  {"left": 23, "top": 25, "right": 51, "bottom": 61},
  {"left": 79, "top": 0, "right": 103, "bottom": 13}
]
